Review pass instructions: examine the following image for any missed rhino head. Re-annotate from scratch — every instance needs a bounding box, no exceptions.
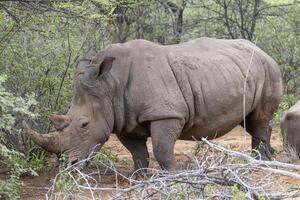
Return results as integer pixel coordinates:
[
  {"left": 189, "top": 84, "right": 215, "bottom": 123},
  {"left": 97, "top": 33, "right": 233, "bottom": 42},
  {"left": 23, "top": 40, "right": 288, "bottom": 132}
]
[{"left": 23, "top": 56, "right": 116, "bottom": 165}]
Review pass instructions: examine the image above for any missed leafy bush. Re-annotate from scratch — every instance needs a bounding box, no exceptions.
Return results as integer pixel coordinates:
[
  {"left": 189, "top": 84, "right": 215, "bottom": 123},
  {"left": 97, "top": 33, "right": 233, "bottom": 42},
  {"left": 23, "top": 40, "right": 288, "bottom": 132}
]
[
  {"left": 231, "top": 184, "right": 246, "bottom": 200},
  {"left": 0, "top": 145, "right": 46, "bottom": 200},
  {"left": 0, "top": 175, "right": 23, "bottom": 200},
  {"left": 0, "top": 74, "right": 38, "bottom": 151},
  {"left": 0, "top": 74, "right": 48, "bottom": 199}
]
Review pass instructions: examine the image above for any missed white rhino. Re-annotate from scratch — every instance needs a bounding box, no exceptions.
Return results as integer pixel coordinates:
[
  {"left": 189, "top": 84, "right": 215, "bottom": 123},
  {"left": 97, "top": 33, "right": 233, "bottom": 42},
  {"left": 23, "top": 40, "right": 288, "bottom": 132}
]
[
  {"left": 23, "top": 37, "right": 283, "bottom": 171},
  {"left": 281, "top": 100, "right": 300, "bottom": 156}
]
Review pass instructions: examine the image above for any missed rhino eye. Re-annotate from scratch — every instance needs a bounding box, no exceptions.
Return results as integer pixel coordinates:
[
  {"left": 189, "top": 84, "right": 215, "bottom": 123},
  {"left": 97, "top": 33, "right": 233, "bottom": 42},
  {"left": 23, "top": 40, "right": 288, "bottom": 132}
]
[{"left": 81, "top": 122, "right": 89, "bottom": 128}]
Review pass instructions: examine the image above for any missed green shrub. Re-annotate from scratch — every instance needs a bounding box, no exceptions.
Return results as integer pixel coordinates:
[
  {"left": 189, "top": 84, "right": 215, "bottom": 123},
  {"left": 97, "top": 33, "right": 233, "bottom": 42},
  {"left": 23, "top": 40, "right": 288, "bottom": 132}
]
[
  {"left": 0, "top": 144, "right": 47, "bottom": 199},
  {"left": 0, "top": 175, "right": 23, "bottom": 200},
  {"left": 0, "top": 74, "right": 38, "bottom": 151},
  {"left": 231, "top": 184, "right": 246, "bottom": 200},
  {"left": 0, "top": 74, "right": 48, "bottom": 199}
]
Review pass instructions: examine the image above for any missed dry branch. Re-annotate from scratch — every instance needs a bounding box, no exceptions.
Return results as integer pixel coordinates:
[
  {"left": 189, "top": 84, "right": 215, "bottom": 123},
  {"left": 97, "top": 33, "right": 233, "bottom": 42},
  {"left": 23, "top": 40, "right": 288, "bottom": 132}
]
[{"left": 44, "top": 139, "right": 300, "bottom": 200}]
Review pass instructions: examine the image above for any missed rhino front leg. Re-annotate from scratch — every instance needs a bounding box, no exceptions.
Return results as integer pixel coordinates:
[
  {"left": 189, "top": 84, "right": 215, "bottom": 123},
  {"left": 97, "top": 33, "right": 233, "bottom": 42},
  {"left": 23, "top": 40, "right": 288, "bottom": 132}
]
[
  {"left": 151, "top": 119, "right": 184, "bottom": 171},
  {"left": 117, "top": 134, "right": 149, "bottom": 172}
]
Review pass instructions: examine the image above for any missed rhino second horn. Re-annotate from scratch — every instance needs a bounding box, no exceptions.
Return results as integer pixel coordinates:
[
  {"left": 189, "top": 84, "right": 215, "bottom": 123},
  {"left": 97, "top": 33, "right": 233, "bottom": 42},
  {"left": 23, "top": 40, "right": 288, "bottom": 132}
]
[
  {"left": 22, "top": 121, "right": 61, "bottom": 154},
  {"left": 48, "top": 114, "right": 71, "bottom": 130}
]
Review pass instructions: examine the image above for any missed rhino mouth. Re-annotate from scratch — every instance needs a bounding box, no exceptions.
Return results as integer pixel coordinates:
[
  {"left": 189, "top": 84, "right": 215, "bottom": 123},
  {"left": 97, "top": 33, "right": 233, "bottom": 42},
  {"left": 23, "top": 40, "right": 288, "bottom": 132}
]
[
  {"left": 68, "top": 142, "right": 104, "bottom": 167},
  {"left": 66, "top": 154, "right": 91, "bottom": 167},
  {"left": 69, "top": 158, "right": 92, "bottom": 167}
]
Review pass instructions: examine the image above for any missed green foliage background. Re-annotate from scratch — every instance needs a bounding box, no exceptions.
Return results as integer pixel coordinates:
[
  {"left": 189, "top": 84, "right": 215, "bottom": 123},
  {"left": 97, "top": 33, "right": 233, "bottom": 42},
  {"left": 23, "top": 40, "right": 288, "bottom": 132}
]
[{"left": 0, "top": 0, "right": 299, "bottom": 198}]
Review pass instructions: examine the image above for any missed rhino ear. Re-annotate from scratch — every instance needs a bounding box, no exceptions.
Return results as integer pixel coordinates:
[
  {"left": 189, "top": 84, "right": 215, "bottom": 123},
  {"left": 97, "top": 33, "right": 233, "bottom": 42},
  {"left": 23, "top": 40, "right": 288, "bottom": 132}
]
[
  {"left": 97, "top": 57, "right": 115, "bottom": 78},
  {"left": 80, "top": 56, "right": 115, "bottom": 86}
]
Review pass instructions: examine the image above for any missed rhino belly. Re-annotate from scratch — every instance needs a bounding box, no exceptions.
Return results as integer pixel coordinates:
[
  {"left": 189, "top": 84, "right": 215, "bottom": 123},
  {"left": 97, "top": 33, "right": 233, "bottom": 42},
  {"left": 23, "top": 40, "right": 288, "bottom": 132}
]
[{"left": 180, "top": 113, "right": 243, "bottom": 140}]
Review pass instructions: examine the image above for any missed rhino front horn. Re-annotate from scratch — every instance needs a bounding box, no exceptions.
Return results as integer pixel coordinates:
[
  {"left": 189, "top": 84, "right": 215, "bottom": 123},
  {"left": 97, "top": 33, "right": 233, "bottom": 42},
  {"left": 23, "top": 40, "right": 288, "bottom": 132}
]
[{"left": 22, "top": 121, "right": 61, "bottom": 154}]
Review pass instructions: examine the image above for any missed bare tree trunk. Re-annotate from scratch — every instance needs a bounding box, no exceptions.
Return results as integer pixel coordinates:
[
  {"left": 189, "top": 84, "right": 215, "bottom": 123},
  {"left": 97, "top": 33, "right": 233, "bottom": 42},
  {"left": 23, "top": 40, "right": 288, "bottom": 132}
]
[
  {"left": 249, "top": 0, "right": 261, "bottom": 41},
  {"left": 159, "top": 0, "right": 186, "bottom": 44},
  {"left": 109, "top": 3, "right": 132, "bottom": 43},
  {"left": 201, "top": 0, "right": 262, "bottom": 41},
  {"left": 174, "top": 0, "right": 186, "bottom": 43}
]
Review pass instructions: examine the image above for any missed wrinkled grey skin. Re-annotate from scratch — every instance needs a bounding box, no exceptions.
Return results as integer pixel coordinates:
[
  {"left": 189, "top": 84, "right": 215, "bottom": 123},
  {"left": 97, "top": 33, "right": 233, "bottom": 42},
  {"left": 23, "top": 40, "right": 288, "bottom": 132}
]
[
  {"left": 281, "top": 100, "right": 300, "bottom": 156},
  {"left": 24, "top": 38, "right": 283, "bottom": 171}
]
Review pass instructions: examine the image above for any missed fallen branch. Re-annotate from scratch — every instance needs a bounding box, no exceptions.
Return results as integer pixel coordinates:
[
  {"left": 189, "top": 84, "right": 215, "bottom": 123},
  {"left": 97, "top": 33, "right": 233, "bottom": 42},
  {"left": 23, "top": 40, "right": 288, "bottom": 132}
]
[{"left": 45, "top": 139, "right": 300, "bottom": 200}]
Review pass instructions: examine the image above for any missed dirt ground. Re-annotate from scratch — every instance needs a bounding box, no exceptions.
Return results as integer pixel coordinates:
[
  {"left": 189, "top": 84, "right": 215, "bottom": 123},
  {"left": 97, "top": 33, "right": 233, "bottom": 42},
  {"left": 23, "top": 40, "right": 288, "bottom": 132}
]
[{"left": 3, "top": 126, "right": 300, "bottom": 199}]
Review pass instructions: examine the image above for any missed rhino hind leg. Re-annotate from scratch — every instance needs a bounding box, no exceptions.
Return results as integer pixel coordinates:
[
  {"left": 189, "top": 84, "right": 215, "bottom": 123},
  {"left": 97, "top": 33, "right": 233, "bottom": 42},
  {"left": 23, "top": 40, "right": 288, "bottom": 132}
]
[
  {"left": 117, "top": 134, "right": 149, "bottom": 173},
  {"left": 242, "top": 110, "right": 275, "bottom": 160}
]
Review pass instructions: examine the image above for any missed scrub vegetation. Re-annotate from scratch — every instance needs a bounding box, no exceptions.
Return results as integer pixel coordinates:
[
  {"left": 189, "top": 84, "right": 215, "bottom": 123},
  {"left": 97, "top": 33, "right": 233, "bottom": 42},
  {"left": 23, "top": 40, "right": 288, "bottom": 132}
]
[{"left": 0, "top": 0, "right": 299, "bottom": 199}]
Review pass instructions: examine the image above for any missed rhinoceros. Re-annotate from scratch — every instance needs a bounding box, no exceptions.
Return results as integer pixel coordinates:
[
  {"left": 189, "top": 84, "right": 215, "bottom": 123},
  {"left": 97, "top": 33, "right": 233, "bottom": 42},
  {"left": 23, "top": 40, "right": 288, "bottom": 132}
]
[
  {"left": 281, "top": 100, "right": 300, "bottom": 156},
  {"left": 23, "top": 37, "right": 283, "bottom": 171}
]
